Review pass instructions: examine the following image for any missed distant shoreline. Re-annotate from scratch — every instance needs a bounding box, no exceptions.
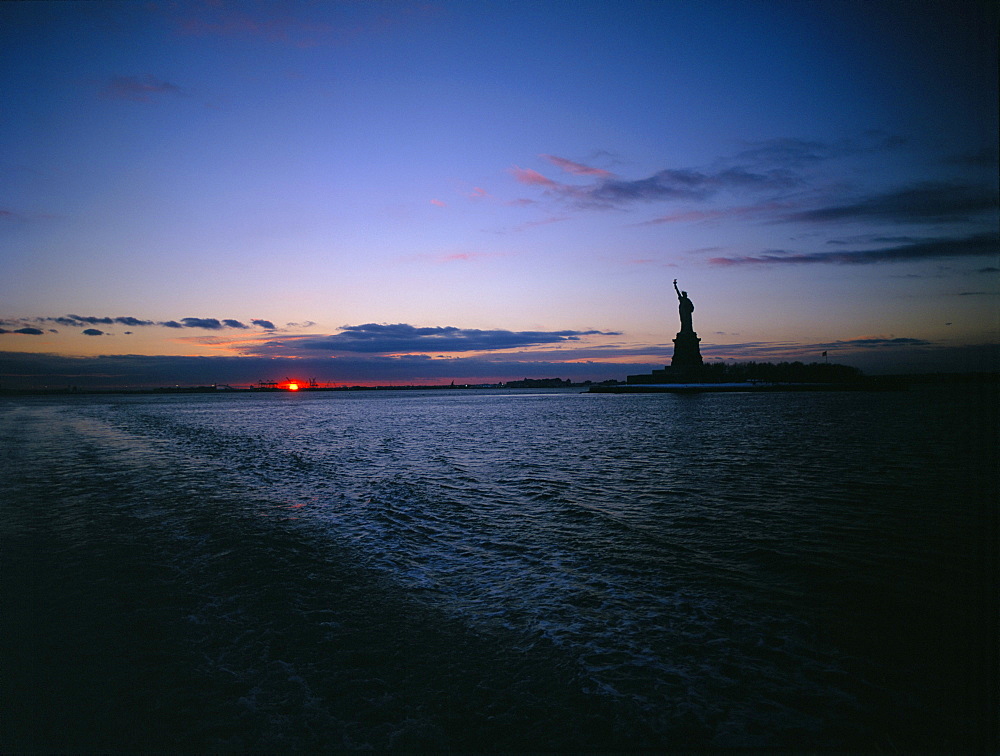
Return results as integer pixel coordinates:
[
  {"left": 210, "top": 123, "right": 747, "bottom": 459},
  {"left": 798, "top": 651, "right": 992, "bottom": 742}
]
[{"left": 1, "top": 372, "right": 996, "bottom": 397}]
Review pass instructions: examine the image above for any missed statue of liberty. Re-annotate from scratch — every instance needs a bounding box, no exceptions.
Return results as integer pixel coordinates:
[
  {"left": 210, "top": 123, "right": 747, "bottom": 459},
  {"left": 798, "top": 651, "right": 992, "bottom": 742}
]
[{"left": 673, "top": 279, "right": 694, "bottom": 333}]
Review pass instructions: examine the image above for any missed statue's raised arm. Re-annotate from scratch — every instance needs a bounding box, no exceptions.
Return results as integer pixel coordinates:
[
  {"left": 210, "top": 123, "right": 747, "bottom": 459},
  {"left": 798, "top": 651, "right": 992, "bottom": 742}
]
[{"left": 673, "top": 279, "right": 694, "bottom": 333}]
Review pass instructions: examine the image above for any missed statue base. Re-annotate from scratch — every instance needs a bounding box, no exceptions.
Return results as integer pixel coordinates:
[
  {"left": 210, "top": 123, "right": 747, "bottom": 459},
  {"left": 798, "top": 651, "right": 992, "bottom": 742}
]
[
  {"left": 625, "top": 330, "right": 705, "bottom": 384},
  {"left": 671, "top": 330, "right": 703, "bottom": 369}
]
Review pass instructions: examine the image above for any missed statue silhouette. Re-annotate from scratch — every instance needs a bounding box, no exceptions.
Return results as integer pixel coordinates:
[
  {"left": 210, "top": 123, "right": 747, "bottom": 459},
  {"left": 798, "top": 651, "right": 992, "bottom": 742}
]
[{"left": 673, "top": 279, "right": 694, "bottom": 333}]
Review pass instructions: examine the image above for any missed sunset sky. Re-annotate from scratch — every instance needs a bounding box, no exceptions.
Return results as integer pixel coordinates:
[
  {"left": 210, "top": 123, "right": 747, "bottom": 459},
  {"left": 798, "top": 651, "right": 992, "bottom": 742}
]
[{"left": 2, "top": 0, "right": 997, "bottom": 388}]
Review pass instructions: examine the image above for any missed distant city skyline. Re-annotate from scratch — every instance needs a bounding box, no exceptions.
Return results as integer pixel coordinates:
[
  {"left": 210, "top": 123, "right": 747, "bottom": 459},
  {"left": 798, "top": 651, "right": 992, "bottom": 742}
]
[{"left": 2, "top": 0, "right": 997, "bottom": 387}]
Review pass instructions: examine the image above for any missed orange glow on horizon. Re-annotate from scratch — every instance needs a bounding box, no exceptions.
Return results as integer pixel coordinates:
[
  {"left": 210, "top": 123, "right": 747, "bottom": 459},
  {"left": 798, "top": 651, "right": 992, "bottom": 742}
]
[{"left": 287, "top": 382, "right": 299, "bottom": 391}]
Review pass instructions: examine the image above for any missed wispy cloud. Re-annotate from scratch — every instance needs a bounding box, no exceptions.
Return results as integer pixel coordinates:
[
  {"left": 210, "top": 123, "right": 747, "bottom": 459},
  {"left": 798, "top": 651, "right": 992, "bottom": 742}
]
[
  {"left": 511, "top": 167, "right": 559, "bottom": 187},
  {"left": 708, "top": 232, "right": 998, "bottom": 266},
  {"left": 832, "top": 336, "right": 932, "bottom": 348},
  {"left": 782, "top": 182, "right": 999, "bottom": 224},
  {"left": 102, "top": 75, "right": 181, "bottom": 102},
  {"left": 10, "top": 315, "right": 279, "bottom": 333},
  {"left": 541, "top": 154, "right": 613, "bottom": 177},
  {"left": 728, "top": 132, "right": 905, "bottom": 170},
  {"left": 403, "top": 249, "right": 512, "bottom": 264},
  {"left": 507, "top": 136, "right": 994, "bottom": 227},
  {"left": 641, "top": 201, "right": 795, "bottom": 225},
  {"left": 512, "top": 161, "right": 799, "bottom": 210}
]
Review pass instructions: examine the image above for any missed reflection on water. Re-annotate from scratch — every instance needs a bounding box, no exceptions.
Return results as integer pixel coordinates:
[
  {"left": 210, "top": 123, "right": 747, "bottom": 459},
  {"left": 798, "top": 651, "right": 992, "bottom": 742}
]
[{"left": 1, "top": 388, "right": 995, "bottom": 751}]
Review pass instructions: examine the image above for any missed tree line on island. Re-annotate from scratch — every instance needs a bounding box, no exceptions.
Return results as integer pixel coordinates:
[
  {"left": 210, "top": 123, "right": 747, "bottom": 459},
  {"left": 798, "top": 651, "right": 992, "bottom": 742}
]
[{"left": 692, "top": 360, "right": 863, "bottom": 383}]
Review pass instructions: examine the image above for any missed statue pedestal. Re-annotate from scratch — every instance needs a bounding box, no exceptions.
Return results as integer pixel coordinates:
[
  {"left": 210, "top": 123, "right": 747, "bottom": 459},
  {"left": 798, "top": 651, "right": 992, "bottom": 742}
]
[{"left": 671, "top": 330, "right": 703, "bottom": 369}]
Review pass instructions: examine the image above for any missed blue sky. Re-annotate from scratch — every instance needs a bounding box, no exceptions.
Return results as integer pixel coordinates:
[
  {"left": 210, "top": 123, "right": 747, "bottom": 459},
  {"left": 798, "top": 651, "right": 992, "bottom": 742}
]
[{"left": 1, "top": 0, "right": 997, "bottom": 387}]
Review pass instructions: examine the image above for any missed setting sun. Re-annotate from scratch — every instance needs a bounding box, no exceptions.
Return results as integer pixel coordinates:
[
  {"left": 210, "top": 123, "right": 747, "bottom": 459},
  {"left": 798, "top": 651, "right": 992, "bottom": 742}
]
[{"left": 287, "top": 382, "right": 299, "bottom": 391}]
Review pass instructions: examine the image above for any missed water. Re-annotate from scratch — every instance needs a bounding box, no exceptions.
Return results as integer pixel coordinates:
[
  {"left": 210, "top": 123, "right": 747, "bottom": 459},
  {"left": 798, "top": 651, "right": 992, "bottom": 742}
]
[{"left": 1, "top": 387, "right": 996, "bottom": 752}]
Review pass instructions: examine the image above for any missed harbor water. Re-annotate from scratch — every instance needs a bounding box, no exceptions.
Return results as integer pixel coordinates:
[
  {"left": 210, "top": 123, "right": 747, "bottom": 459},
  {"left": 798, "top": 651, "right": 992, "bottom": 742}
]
[{"left": 1, "top": 387, "right": 996, "bottom": 752}]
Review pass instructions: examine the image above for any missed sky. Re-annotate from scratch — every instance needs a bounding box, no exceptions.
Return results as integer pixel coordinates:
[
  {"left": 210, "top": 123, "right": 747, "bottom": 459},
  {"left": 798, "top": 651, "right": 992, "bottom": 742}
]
[{"left": 1, "top": 0, "right": 997, "bottom": 388}]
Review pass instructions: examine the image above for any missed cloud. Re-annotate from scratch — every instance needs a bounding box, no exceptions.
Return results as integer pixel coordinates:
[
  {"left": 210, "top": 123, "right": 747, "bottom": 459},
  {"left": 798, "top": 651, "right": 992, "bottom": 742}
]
[
  {"left": 41, "top": 315, "right": 149, "bottom": 328},
  {"left": 708, "top": 232, "right": 998, "bottom": 266},
  {"left": 102, "top": 75, "right": 181, "bottom": 102},
  {"left": 430, "top": 199, "right": 447, "bottom": 207},
  {"left": 541, "top": 155, "right": 613, "bottom": 177},
  {"left": 782, "top": 182, "right": 999, "bottom": 224},
  {"left": 246, "top": 323, "right": 621, "bottom": 356},
  {"left": 729, "top": 137, "right": 836, "bottom": 167},
  {"left": 0, "top": 328, "right": 44, "bottom": 335},
  {"left": 509, "top": 137, "right": 994, "bottom": 223},
  {"left": 641, "top": 201, "right": 795, "bottom": 225},
  {"left": 82, "top": 329, "right": 105, "bottom": 336},
  {"left": 18, "top": 315, "right": 279, "bottom": 332},
  {"left": 729, "top": 132, "right": 905, "bottom": 169},
  {"left": 513, "top": 162, "right": 800, "bottom": 210},
  {"left": 402, "top": 249, "right": 512, "bottom": 264},
  {"left": 831, "top": 337, "right": 932, "bottom": 348},
  {"left": 587, "top": 168, "right": 799, "bottom": 207},
  {"left": 430, "top": 251, "right": 503, "bottom": 263},
  {"left": 180, "top": 318, "right": 224, "bottom": 329},
  {"left": 61, "top": 315, "right": 113, "bottom": 325},
  {"left": 511, "top": 167, "right": 558, "bottom": 187}
]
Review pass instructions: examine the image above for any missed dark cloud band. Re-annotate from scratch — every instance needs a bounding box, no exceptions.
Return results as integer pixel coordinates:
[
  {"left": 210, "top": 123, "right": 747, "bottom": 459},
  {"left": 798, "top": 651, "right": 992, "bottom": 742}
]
[
  {"left": 709, "top": 232, "right": 998, "bottom": 266},
  {"left": 18, "top": 315, "right": 279, "bottom": 332},
  {"left": 257, "top": 323, "right": 622, "bottom": 355}
]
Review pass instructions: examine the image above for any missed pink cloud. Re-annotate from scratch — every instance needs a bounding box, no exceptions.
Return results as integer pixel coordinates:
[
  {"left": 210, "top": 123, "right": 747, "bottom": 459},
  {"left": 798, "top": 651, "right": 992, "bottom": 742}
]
[
  {"left": 511, "top": 166, "right": 558, "bottom": 187},
  {"left": 469, "top": 187, "right": 490, "bottom": 199},
  {"left": 430, "top": 199, "right": 447, "bottom": 207},
  {"left": 407, "top": 250, "right": 513, "bottom": 264},
  {"left": 541, "top": 154, "right": 613, "bottom": 177},
  {"left": 439, "top": 253, "right": 476, "bottom": 262}
]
